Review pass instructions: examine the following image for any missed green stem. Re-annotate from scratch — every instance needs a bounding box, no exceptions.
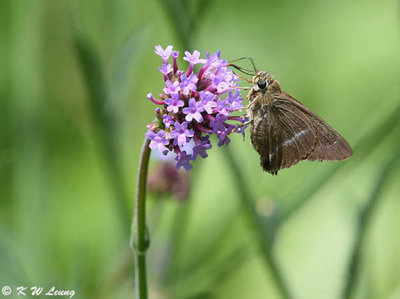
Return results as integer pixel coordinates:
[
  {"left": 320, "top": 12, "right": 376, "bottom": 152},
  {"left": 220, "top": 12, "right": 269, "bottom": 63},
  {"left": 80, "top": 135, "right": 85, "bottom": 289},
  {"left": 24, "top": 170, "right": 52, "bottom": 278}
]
[
  {"left": 131, "top": 138, "right": 151, "bottom": 299},
  {"left": 222, "top": 147, "right": 291, "bottom": 299},
  {"left": 342, "top": 150, "right": 400, "bottom": 299}
]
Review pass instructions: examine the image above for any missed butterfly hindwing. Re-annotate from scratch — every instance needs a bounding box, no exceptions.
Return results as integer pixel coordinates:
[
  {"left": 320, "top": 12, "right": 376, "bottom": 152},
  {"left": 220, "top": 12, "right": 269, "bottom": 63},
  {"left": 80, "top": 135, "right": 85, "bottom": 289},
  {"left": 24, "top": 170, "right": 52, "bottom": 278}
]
[{"left": 252, "top": 100, "right": 317, "bottom": 174}]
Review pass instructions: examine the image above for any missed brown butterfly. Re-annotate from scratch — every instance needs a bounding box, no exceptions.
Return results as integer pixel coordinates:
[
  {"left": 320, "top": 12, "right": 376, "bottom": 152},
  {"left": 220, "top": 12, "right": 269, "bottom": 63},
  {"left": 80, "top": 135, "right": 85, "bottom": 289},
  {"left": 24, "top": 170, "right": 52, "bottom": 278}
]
[{"left": 245, "top": 71, "right": 353, "bottom": 175}]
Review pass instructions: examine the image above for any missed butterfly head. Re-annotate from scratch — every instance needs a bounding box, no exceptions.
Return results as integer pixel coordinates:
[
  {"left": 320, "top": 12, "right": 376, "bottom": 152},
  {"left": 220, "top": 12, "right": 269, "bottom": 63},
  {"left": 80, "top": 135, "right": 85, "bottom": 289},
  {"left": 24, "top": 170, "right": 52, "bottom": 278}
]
[
  {"left": 249, "top": 71, "right": 282, "bottom": 104},
  {"left": 252, "top": 71, "right": 275, "bottom": 91}
]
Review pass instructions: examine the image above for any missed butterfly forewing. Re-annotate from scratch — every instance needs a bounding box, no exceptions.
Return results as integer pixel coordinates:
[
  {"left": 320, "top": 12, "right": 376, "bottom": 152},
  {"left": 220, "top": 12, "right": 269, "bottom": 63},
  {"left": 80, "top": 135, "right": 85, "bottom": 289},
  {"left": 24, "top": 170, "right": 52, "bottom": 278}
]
[{"left": 275, "top": 92, "right": 353, "bottom": 161}]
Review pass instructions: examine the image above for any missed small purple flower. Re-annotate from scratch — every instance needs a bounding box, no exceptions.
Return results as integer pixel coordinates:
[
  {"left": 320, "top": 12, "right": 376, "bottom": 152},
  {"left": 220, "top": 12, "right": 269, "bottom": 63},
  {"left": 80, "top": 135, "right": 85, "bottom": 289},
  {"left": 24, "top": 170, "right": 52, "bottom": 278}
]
[
  {"left": 175, "top": 151, "right": 193, "bottom": 171},
  {"left": 172, "top": 51, "right": 179, "bottom": 73},
  {"left": 146, "top": 92, "right": 164, "bottom": 105},
  {"left": 155, "top": 107, "right": 162, "bottom": 120},
  {"left": 210, "top": 114, "right": 228, "bottom": 133},
  {"left": 212, "top": 71, "right": 229, "bottom": 85},
  {"left": 163, "top": 80, "right": 180, "bottom": 95},
  {"left": 216, "top": 99, "right": 230, "bottom": 116},
  {"left": 217, "top": 129, "right": 231, "bottom": 147},
  {"left": 175, "top": 70, "right": 184, "bottom": 78},
  {"left": 172, "top": 51, "right": 179, "bottom": 59},
  {"left": 193, "top": 136, "right": 211, "bottom": 159},
  {"left": 159, "top": 63, "right": 173, "bottom": 75},
  {"left": 183, "top": 50, "right": 206, "bottom": 65},
  {"left": 235, "top": 124, "right": 247, "bottom": 141},
  {"left": 199, "top": 91, "right": 217, "bottom": 114},
  {"left": 146, "top": 130, "right": 170, "bottom": 152},
  {"left": 226, "top": 90, "right": 243, "bottom": 110},
  {"left": 165, "top": 93, "right": 184, "bottom": 113},
  {"left": 206, "top": 51, "right": 222, "bottom": 67},
  {"left": 183, "top": 98, "right": 204, "bottom": 122},
  {"left": 170, "top": 121, "right": 194, "bottom": 146},
  {"left": 180, "top": 73, "right": 198, "bottom": 95},
  {"left": 213, "top": 72, "right": 231, "bottom": 93},
  {"left": 155, "top": 45, "right": 173, "bottom": 62},
  {"left": 198, "top": 51, "right": 220, "bottom": 78},
  {"left": 163, "top": 114, "right": 174, "bottom": 128},
  {"left": 184, "top": 50, "right": 207, "bottom": 75}
]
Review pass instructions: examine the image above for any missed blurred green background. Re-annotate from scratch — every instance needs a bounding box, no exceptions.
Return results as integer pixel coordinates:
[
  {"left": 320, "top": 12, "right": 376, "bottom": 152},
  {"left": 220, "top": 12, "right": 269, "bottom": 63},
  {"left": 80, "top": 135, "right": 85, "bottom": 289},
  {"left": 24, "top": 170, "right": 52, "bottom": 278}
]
[{"left": 1, "top": 0, "right": 400, "bottom": 298}]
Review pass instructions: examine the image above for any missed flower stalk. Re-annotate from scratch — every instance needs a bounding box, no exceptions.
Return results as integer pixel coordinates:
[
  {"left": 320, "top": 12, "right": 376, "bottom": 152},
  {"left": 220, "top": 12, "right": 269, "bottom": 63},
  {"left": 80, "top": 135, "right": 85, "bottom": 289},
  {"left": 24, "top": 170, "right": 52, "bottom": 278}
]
[{"left": 131, "top": 138, "right": 151, "bottom": 299}]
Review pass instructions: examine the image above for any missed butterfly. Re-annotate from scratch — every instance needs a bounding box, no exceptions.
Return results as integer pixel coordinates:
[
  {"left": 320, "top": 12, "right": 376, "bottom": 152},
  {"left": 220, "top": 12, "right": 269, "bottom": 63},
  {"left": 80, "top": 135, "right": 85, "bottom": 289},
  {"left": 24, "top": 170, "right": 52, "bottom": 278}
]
[{"left": 246, "top": 70, "right": 353, "bottom": 174}]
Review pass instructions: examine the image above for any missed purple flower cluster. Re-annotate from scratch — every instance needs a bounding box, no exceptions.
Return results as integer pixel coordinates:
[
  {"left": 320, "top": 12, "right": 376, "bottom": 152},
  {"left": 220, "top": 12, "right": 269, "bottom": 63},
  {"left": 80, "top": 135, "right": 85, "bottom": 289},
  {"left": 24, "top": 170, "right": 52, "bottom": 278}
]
[{"left": 146, "top": 45, "right": 248, "bottom": 171}]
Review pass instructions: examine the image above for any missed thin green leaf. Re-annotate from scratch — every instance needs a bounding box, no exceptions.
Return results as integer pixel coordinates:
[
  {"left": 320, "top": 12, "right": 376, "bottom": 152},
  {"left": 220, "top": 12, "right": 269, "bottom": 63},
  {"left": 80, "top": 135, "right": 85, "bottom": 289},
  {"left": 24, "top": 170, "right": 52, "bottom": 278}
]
[
  {"left": 110, "top": 27, "right": 145, "bottom": 106},
  {"left": 222, "top": 146, "right": 291, "bottom": 299},
  {"left": 177, "top": 245, "right": 252, "bottom": 299},
  {"left": 157, "top": 0, "right": 194, "bottom": 49},
  {"left": 74, "top": 34, "right": 131, "bottom": 233},
  {"left": 342, "top": 147, "right": 400, "bottom": 299}
]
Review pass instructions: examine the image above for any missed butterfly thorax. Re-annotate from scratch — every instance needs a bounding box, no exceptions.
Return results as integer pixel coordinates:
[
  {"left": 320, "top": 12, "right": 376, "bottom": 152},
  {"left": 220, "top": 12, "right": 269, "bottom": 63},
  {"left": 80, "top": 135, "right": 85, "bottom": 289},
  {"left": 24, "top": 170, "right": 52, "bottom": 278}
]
[
  {"left": 248, "top": 71, "right": 282, "bottom": 108},
  {"left": 247, "top": 72, "right": 282, "bottom": 130}
]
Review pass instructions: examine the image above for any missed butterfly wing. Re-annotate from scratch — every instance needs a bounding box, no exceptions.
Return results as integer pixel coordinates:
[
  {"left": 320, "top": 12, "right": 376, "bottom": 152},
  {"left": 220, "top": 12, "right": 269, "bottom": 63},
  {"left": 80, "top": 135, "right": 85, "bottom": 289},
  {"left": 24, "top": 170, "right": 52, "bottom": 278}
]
[{"left": 275, "top": 91, "right": 353, "bottom": 162}]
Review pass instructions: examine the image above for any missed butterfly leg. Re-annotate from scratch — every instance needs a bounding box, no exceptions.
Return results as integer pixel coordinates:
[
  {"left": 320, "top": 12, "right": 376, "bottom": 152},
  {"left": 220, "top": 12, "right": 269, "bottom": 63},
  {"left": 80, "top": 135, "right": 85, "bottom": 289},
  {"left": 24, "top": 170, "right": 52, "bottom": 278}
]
[{"left": 222, "top": 119, "right": 253, "bottom": 141}]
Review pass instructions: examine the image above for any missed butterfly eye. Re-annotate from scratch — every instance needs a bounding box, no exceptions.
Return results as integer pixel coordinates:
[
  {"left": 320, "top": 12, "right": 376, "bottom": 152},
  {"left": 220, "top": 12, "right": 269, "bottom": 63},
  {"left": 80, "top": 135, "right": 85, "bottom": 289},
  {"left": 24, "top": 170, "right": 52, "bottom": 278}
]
[{"left": 257, "top": 78, "right": 266, "bottom": 89}]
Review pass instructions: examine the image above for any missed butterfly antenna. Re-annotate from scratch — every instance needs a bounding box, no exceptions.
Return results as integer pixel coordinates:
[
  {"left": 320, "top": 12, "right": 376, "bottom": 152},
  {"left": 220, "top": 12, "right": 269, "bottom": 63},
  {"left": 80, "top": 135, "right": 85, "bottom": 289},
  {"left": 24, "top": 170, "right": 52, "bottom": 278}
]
[
  {"left": 231, "top": 69, "right": 252, "bottom": 83},
  {"left": 229, "top": 64, "right": 254, "bottom": 77},
  {"left": 229, "top": 57, "right": 258, "bottom": 74}
]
